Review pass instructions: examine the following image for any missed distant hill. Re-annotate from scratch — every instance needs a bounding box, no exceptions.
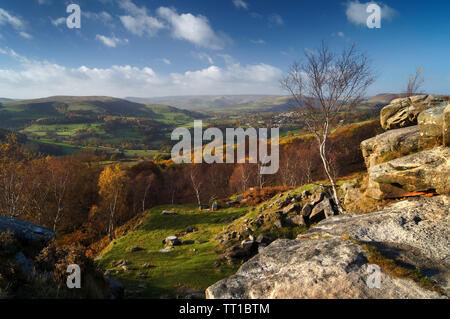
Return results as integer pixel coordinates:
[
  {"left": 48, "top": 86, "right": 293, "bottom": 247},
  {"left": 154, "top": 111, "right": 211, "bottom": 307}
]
[
  {"left": 126, "top": 95, "right": 284, "bottom": 112},
  {"left": 127, "top": 94, "right": 401, "bottom": 113},
  {"left": 365, "top": 93, "right": 404, "bottom": 105},
  {"left": 3, "top": 96, "right": 154, "bottom": 118},
  {"left": 0, "top": 98, "right": 16, "bottom": 104}
]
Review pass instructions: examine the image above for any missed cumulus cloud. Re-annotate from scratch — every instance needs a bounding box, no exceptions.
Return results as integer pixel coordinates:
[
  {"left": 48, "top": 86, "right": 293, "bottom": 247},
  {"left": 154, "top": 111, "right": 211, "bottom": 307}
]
[
  {"left": 233, "top": 0, "right": 248, "bottom": 10},
  {"left": 345, "top": 1, "right": 396, "bottom": 26},
  {"left": 119, "top": 0, "right": 165, "bottom": 36},
  {"left": 116, "top": 1, "right": 230, "bottom": 49},
  {"left": 0, "top": 49, "right": 283, "bottom": 98},
  {"left": 96, "top": 34, "right": 128, "bottom": 47},
  {"left": 157, "top": 7, "right": 229, "bottom": 50}
]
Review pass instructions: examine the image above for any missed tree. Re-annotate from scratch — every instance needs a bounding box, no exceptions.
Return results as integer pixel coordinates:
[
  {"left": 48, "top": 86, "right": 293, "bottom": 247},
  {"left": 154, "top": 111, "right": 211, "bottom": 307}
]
[
  {"left": 281, "top": 42, "right": 374, "bottom": 213},
  {"left": 98, "top": 164, "right": 130, "bottom": 239},
  {"left": 0, "top": 135, "right": 39, "bottom": 218},
  {"left": 405, "top": 67, "right": 424, "bottom": 97},
  {"left": 229, "top": 163, "right": 255, "bottom": 193},
  {"left": 189, "top": 164, "right": 203, "bottom": 208},
  {"left": 136, "top": 173, "right": 155, "bottom": 213},
  {"left": 48, "top": 159, "right": 70, "bottom": 232}
]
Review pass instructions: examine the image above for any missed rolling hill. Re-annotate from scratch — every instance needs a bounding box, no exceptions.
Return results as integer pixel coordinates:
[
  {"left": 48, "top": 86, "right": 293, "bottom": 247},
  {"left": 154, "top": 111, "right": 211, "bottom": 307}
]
[
  {"left": 0, "top": 96, "right": 209, "bottom": 159},
  {"left": 126, "top": 95, "right": 283, "bottom": 112},
  {"left": 126, "top": 93, "right": 398, "bottom": 113},
  {"left": 2, "top": 96, "right": 156, "bottom": 118}
]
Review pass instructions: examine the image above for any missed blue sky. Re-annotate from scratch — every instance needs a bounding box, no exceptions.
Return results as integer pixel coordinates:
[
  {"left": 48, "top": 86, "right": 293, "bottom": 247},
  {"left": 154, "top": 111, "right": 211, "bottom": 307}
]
[{"left": 0, "top": 0, "right": 449, "bottom": 99}]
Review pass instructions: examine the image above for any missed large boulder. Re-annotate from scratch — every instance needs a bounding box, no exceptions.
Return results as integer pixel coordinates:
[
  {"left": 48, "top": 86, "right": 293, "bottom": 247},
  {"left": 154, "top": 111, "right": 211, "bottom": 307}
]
[
  {"left": 0, "top": 217, "right": 55, "bottom": 243},
  {"left": 206, "top": 196, "right": 449, "bottom": 299},
  {"left": 418, "top": 104, "right": 448, "bottom": 148},
  {"left": 366, "top": 147, "right": 450, "bottom": 200},
  {"left": 380, "top": 95, "right": 447, "bottom": 131},
  {"left": 308, "top": 195, "right": 337, "bottom": 223},
  {"left": 361, "top": 125, "right": 420, "bottom": 168}
]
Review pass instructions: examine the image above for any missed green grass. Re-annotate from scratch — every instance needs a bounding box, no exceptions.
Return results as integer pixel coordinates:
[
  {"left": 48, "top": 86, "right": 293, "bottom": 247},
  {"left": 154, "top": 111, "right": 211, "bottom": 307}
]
[{"left": 96, "top": 204, "right": 248, "bottom": 298}]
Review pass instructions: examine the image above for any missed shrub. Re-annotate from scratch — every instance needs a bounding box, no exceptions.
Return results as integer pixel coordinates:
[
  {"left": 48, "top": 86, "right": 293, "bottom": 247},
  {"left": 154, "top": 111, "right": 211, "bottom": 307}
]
[{"left": 242, "top": 186, "right": 292, "bottom": 206}]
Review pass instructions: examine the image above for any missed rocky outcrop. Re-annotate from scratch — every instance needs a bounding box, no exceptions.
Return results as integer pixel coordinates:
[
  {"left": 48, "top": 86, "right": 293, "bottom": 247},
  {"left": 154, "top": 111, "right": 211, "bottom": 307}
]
[
  {"left": 418, "top": 104, "right": 448, "bottom": 148},
  {"left": 363, "top": 96, "right": 450, "bottom": 200},
  {"left": 366, "top": 147, "right": 450, "bottom": 200},
  {"left": 0, "top": 216, "right": 55, "bottom": 243},
  {"left": 206, "top": 196, "right": 449, "bottom": 299},
  {"left": 361, "top": 125, "right": 420, "bottom": 168},
  {"left": 380, "top": 95, "right": 448, "bottom": 130}
]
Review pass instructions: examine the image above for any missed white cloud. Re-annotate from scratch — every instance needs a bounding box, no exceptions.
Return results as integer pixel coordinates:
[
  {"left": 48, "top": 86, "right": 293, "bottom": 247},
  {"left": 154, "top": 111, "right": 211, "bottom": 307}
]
[
  {"left": 233, "top": 0, "right": 248, "bottom": 10},
  {"left": 51, "top": 17, "right": 65, "bottom": 27},
  {"left": 0, "top": 8, "right": 25, "bottom": 30},
  {"left": 346, "top": 1, "right": 396, "bottom": 26},
  {"left": 0, "top": 49, "right": 284, "bottom": 98},
  {"left": 19, "top": 31, "right": 32, "bottom": 39},
  {"left": 338, "top": 31, "right": 345, "bottom": 37},
  {"left": 268, "top": 14, "right": 284, "bottom": 26},
  {"left": 157, "top": 7, "right": 228, "bottom": 50},
  {"left": 193, "top": 52, "right": 214, "bottom": 65},
  {"left": 0, "top": 8, "right": 31, "bottom": 38},
  {"left": 96, "top": 34, "right": 128, "bottom": 47},
  {"left": 119, "top": 0, "right": 165, "bottom": 37},
  {"left": 162, "top": 58, "right": 171, "bottom": 65},
  {"left": 37, "top": 0, "right": 51, "bottom": 5}
]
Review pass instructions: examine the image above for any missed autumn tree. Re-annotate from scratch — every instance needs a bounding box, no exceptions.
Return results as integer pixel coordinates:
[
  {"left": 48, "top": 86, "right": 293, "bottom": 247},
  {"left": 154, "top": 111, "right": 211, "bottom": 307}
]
[
  {"left": 281, "top": 42, "right": 374, "bottom": 213},
  {"left": 47, "top": 158, "right": 70, "bottom": 232},
  {"left": 98, "top": 164, "right": 130, "bottom": 239},
  {"left": 0, "top": 135, "right": 39, "bottom": 218},
  {"left": 229, "top": 163, "right": 256, "bottom": 194}
]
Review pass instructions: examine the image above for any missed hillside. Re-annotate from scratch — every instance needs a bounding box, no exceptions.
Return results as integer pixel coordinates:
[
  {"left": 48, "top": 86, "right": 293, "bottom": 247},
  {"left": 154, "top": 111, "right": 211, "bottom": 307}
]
[
  {"left": 127, "top": 94, "right": 398, "bottom": 113},
  {"left": 2, "top": 96, "right": 155, "bottom": 119},
  {"left": 126, "top": 95, "right": 283, "bottom": 112},
  {"left": 0, "top": 96, "right": 208, "bottom": 160}
]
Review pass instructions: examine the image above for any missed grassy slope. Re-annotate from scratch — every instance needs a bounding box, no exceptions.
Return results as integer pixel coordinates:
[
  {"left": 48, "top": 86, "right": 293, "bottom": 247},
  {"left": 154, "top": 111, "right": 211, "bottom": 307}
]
[
  {"left": 95, "top": 178, "right": 360, "bottom": 299},
  {"left": 96, "top": 204, "right": 248, "bottom": 298}
]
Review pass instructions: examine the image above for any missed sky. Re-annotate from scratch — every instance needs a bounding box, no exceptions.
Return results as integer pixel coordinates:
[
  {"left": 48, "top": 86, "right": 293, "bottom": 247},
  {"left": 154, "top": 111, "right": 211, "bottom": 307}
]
[{"left": 0, "top": 0, "right": 449, "bottom": 99}]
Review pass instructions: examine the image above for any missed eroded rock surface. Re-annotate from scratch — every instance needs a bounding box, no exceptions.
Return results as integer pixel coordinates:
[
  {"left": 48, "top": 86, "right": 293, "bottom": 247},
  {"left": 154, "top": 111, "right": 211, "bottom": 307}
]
[
  {"left": 380, "top": 95, "right": 448, "bottom": 130},
  {"left": 418, "top": 104, "right": 449, "bottom": 148},
  {"left": 361, "top": 125, "right": 420, "bottom": 168},
  {"left": 206, "top": 196, "right": 449, "bottom": 299},
  {"left": 366, "top": 147, "right": 450, "bottom": 199}
]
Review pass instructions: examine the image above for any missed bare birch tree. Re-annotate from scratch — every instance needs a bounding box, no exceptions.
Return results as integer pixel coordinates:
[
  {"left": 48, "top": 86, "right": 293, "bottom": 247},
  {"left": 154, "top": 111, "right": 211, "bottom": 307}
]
[
  {"left": 281, "top": 42, "right": 374, "bottom": 213},
  {"left": 189, "top": 165, "right": 203, "bottom": 209}
]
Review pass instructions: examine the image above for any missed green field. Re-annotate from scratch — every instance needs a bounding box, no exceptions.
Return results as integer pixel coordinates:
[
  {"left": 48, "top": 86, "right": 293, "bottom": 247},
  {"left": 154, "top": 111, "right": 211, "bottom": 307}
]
[{"left": 96, "top": 205, "right": 248, "bottom": 298}]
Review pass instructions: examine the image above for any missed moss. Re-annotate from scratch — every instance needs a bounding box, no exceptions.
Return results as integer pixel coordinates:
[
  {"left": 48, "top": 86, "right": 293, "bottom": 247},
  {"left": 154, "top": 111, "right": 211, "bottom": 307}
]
[{"left": 342, "top": 234, "right": 446, "bottom": 296}]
